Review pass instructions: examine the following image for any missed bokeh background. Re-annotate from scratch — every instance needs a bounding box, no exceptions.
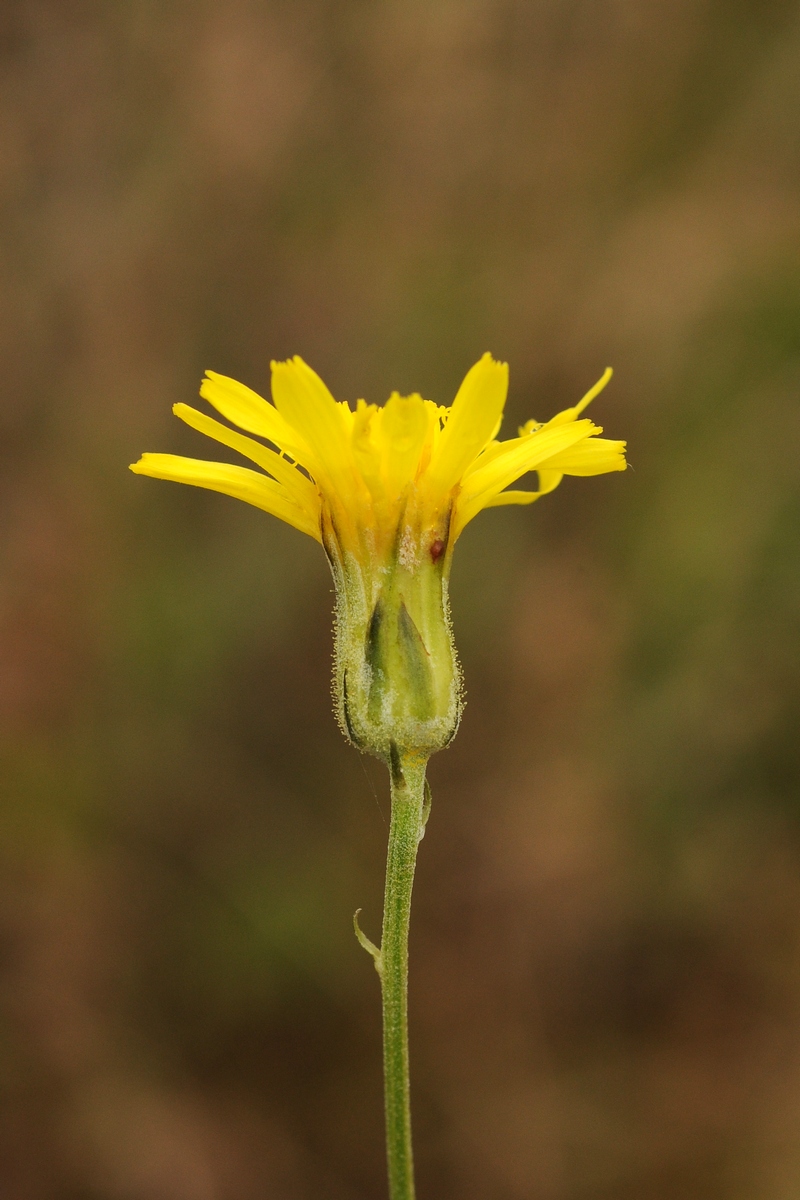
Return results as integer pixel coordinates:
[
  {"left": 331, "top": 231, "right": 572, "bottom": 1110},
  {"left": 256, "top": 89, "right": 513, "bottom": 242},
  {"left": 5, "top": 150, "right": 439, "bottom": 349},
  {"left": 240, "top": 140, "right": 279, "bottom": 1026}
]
[{"left": 2, "top": 1, "right": 800, "bottom": 1196}]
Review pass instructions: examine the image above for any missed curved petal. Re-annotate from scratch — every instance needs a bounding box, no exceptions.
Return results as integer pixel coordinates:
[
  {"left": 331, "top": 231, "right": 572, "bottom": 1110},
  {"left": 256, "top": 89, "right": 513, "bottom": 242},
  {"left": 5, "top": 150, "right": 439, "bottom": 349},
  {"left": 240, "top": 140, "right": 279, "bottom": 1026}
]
[
  {"left": 379, "top": 393, "right": 431, "bottom": 499},
  {"left": 462, "top": 419, "right": 597, "bottom": 506},
  {"left": 200, "top": 371, "right": 309, "bottom": 461},
  {"left": 426, "top": 354, "right": 508, "bottom": 496},
  {"left": 129, "top": 454, "right": 321, "bottom": 540},
  {"left": 173, "top": 403, "right": 320, "bottom": 514},
  {"left": 271, "top": 357, "right": 356, "bottom": 501},
  {"left": 457, "top": 427, "right": 625, "bottom": 535},
  {"left": 538, "top": 436, "right": 627, "bottom": 476},
  {"left": 541, "top": 368, "right": 613, "bottom": 429},
  {"left": 483, "top": 469, "right": 565, "bottom": 509}
]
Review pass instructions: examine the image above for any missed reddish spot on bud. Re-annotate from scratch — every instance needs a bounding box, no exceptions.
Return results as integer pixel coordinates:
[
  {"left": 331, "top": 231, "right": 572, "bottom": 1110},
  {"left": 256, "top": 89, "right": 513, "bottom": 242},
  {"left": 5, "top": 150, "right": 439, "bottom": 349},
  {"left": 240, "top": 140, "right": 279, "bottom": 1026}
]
[{"left": 430, "top": 538, "right": 445, "bottom": 563}]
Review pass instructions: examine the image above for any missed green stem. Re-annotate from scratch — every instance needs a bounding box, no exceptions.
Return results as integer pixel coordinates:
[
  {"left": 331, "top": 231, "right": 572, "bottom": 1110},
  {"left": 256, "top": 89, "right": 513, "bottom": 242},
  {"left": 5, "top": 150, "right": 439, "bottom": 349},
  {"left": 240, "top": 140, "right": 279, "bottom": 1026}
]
[{"left": 379, "top": 750, "right": 427, "bottom": 1200}]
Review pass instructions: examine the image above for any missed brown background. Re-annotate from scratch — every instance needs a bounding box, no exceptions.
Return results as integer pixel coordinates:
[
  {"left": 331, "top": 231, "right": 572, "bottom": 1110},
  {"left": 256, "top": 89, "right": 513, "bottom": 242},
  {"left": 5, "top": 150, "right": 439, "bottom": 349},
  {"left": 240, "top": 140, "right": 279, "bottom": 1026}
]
[{"left": 2, "top": 2, "right": 800, "bottom": 1197}]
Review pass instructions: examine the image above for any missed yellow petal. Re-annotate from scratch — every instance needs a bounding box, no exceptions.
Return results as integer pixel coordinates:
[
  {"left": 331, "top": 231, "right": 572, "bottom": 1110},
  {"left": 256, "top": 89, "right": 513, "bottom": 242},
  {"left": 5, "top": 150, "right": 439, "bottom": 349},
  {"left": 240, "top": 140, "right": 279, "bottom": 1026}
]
[
  {"left": 200, "top": 371, "right": 308, "bottom": 461},
  {"left": 454, "top": 422, "right": 597, "bottom": 536},
  {"left": 541, "top": 368, "right": 613, "bottom": 429},
  {"left": 426, "top": 354, "right": 509, "bottom": 495},
  {"left": 461, "top": 438, "right": 510, "bottom": 476},
  {"left": 270, "top": 357, "right": 356, "bottom": 501},
  {"left": 458, "top": 427, "right": 626, "bottom": 535},
  {"left": 483, "top": 470, "right": 565, "bottom": 508},
  {"left": 531, "top": 467, "right": 564, "bottom": 495},
  {"left": 173, "top": 403, "right": 320, "bottom": 515},
  {"left": 462, "top": 419, "right": 597, "bottom": 503},
  {"left": 380, "top": 393, "right": 430, "bottom": 499},
  {"left": 541, "top": 436, "right": 627, "bottom": 476},
  {"left": 129, "top": 454, "right": 321, "bottom": 540},
  {"left": 351, "top": 401, "right": 385, "bottom": 504},
  {"left": 483, "top": 489, "right": 541, "bottom": 507}
]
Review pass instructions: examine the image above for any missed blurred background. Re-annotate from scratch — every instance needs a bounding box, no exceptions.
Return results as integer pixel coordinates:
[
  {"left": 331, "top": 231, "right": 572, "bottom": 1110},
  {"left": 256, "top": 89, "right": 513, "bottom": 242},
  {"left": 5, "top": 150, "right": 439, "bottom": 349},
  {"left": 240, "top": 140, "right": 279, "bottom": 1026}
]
[{"left": 1, "top": 1, "right": 799, "bottom": 1196}]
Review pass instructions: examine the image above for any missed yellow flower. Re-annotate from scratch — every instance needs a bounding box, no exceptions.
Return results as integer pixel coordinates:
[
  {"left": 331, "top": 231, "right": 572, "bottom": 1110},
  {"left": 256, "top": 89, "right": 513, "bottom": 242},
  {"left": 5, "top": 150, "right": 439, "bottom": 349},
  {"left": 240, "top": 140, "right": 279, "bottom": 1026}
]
[{"left": 131, "top": 354, "right": 625, "bottom": 760}]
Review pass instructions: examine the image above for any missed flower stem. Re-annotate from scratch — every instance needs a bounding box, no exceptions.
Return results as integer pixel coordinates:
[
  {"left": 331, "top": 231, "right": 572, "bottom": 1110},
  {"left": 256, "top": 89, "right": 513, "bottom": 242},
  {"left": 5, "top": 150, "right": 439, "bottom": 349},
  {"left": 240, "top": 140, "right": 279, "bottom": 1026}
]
[{"left": 379, "top": 749, "right": 428, "bottom": 1200}]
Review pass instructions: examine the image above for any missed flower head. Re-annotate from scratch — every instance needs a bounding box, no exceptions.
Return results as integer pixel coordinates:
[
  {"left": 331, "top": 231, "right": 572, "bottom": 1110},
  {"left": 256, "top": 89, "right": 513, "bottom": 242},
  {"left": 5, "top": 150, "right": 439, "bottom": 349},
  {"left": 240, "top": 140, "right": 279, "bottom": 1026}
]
[{"left": 131, "top": 355, "right": 626, "bottom": 761}]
